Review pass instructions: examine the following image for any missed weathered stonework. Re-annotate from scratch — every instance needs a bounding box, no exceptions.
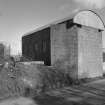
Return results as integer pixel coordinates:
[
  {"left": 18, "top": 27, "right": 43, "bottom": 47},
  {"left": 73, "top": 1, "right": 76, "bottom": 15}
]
[
  {"left": 51, "top": 23, "right": 103, "bottom": 79},
  {"left": 78, "top": 26, "right": 103, "bottom": 78},
  {"left": 51, "top": 23, "right": 78, "bottom": 79}
]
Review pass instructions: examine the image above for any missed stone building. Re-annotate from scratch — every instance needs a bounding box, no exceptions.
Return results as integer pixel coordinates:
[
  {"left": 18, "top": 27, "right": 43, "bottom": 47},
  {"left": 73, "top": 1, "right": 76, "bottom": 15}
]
[
  {"left": 0, "top": 43, "right": 10, "bottom": 60},
  {"left": 22, "top": 10, "right": 104, "bottom": 79}
]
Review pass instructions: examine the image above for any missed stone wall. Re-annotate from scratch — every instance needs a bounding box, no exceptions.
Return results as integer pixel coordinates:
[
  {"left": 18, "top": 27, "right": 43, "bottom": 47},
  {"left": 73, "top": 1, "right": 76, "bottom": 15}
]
[
  {"left": 51, "top": 23, "right": 103, "bottom": 79},
  {"left": 51, "top": 23, "right": 78, "bottom": 79},
  {"left": 78, "top": 26, "right": 103, "bottom": 78}
]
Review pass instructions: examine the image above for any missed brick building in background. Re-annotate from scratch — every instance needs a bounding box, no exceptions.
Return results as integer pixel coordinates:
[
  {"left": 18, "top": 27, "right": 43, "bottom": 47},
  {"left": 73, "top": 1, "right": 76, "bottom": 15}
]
[{"left": 22, "top": 10, "right": 105, "bottom": 79}]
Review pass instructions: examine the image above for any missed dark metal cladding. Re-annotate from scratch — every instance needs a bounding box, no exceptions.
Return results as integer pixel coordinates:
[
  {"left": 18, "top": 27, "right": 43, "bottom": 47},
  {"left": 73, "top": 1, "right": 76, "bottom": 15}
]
[{"left": 22, "top": 27, "right": 51, "bottom": 65}]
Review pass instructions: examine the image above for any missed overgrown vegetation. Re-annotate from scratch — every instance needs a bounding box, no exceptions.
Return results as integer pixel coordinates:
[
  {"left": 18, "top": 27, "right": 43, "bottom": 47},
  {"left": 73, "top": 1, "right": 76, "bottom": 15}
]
[
  {"left": 0, "top": 57, "right": 76, "bottom": 99},
  {"left": 0, "top": 56, "right": 104, "bottom": 100}
]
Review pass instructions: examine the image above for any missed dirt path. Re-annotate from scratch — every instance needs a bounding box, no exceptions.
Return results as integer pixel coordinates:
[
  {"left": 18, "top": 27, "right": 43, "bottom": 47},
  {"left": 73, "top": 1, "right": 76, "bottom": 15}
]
[
  {"left": 0, "top": 97, "right": 37, "bottom": 105},
  {"left": 34, "top": 79, "right": 105, "bottom": 105},
  {"left": 1, "top": 79, "right": 105, "bottom": 105}
]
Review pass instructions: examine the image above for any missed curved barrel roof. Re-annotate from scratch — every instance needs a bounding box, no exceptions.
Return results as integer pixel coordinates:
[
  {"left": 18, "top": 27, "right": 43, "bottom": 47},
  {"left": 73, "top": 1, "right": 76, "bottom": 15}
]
[{"left": 74, "top": 10, "right": 105, "bottom": 30}]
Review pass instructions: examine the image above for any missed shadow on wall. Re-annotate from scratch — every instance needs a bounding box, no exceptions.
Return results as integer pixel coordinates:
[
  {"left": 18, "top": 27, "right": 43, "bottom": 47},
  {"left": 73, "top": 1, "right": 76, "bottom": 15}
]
[
  {"left": 78, "top": 71, "right": 89, "bottom": 79},
  {"left": 53, "top": 59, "right": 78, "bottom": 79}
]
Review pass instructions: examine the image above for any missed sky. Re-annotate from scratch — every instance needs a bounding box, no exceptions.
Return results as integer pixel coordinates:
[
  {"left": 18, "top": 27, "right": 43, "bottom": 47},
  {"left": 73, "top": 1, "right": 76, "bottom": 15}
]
[{"left": 0, "top": 0, "right": 105, "bottom": 55}]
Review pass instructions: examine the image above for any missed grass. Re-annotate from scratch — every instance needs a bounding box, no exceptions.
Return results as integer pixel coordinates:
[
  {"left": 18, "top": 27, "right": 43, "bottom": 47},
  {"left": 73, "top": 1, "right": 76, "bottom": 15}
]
[
  {"left": 0, "top": 66, "right": 25, "bottom": 99},
  {"left": 0, "top": 61, "right": 76, "bottom": 99}
]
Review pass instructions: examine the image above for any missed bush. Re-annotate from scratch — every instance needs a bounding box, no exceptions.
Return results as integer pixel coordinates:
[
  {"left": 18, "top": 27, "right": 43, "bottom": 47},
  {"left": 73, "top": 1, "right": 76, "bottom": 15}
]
[
  {"left": 0, "top": 67, "right": 25, "bottom": 99},
  {"left": 16, "top": 63, "right": 74, "bottom": 95},
  {"left": 29, "top": 65, "right": 74, "bottom": 93},
  {"left": 0, "top": 61, "right": 75, "bottom": 99}
]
